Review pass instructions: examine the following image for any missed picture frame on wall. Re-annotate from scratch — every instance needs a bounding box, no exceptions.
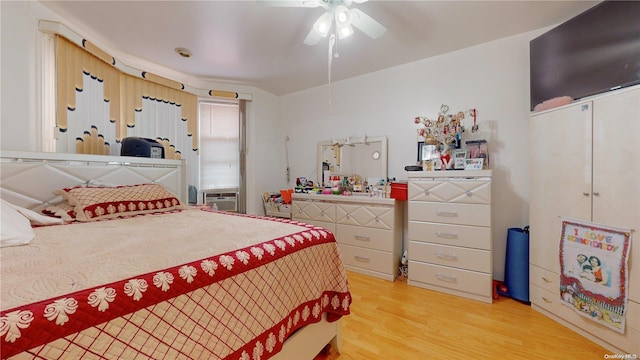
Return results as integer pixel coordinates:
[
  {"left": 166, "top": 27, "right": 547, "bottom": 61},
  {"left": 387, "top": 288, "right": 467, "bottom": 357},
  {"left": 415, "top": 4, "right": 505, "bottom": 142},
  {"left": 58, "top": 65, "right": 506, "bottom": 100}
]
[{"left": 453, "top": 150, "right": 467, "bottom": 170}]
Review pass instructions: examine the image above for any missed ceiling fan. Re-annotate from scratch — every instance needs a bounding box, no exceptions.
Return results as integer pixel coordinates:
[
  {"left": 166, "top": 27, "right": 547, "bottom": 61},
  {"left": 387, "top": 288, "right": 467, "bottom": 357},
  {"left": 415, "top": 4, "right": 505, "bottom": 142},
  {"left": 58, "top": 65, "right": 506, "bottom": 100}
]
[{"left": 263, "top": 0, "right": 387, "bottom": 45}]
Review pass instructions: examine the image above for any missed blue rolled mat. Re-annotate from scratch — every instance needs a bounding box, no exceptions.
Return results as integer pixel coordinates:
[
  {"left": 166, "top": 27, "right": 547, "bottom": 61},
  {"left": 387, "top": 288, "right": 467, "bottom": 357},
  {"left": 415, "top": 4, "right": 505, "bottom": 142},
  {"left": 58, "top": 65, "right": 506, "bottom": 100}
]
[{"left": 504, "top": 227, "right": 530, "bottom": 303}]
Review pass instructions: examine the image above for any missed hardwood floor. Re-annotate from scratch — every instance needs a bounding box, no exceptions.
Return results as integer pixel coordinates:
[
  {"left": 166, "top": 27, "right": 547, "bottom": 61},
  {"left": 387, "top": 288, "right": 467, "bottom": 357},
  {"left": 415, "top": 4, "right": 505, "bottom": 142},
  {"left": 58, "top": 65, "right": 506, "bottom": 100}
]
[{"left": 316, "top": 271, "right": 609, "bottom": 359}]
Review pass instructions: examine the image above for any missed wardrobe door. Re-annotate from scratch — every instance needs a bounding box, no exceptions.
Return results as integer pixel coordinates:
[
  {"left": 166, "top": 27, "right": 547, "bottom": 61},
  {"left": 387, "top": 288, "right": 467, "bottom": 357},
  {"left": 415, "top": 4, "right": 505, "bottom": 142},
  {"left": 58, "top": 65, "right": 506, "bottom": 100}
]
[
  {"left": 592, "top": 87, "right": 640, "bottom": 303},
  {"left": 529, "top": 102, "right": 592, "bottom": 273}
]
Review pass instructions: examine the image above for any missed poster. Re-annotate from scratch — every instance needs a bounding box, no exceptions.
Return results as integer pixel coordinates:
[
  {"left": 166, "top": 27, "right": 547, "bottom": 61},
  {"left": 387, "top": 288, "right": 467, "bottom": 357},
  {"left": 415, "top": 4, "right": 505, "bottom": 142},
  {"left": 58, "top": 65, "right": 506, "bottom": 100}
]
[{"left": 559, "top": 218, "right": 631, "bottom": 333}]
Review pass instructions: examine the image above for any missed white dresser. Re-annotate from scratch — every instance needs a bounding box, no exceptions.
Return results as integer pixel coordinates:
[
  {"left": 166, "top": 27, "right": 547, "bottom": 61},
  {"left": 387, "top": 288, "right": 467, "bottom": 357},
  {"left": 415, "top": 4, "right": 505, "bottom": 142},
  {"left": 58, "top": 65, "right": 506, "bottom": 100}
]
[
  {"left": 292, "top": 193, "right": 402, "bottom": 281},
  {"left": 407, "top": 170, "right": 493, "bottom": 303}
]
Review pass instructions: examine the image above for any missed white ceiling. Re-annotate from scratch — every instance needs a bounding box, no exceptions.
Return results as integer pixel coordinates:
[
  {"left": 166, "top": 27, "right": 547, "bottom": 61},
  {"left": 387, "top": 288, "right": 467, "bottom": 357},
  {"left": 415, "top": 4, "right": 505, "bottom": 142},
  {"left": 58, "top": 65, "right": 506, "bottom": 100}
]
[{"left": 41, "top": 0, "right": 599, "bottom": 96}]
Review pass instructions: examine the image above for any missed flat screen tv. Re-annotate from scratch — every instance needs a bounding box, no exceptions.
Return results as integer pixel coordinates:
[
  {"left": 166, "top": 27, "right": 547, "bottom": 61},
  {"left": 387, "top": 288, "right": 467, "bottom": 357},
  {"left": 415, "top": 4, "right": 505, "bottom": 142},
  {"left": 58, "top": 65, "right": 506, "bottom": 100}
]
[{"left": 530, "top": 0, "right": 640, "bottom": 111}]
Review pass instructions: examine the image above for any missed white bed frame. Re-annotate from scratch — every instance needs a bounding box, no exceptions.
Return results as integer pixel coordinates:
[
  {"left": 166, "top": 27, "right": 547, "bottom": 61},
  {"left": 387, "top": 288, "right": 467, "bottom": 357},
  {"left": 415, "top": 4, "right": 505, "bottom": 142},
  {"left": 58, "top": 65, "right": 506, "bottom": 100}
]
[
  {"left": 0, "top": 150, "right": 342, "bottom": 359},
  {"left": 0, "top": 150, "right": 187, "bottom": 210}
]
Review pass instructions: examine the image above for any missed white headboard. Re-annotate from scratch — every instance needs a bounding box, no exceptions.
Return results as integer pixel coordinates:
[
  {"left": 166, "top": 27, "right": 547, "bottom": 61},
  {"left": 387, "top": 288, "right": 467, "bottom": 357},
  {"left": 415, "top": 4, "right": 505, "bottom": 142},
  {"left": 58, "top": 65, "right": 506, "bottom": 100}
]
[{"left": 0, "top": 150, "right": 187, "bottom": 211}]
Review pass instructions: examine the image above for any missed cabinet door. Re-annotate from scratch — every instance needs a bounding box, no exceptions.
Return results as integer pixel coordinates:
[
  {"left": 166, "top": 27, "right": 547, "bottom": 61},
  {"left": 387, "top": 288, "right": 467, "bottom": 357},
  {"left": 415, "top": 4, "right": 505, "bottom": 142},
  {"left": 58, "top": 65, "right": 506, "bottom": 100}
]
[
  {"left": 592, "top": 88, "right": 640, "bottom": 229},
  {"left": 529, "top": 102, "right": 592, "bottom": 273},
  {"left": 592, "top": 87, "right": 640, "bottom": 303}
]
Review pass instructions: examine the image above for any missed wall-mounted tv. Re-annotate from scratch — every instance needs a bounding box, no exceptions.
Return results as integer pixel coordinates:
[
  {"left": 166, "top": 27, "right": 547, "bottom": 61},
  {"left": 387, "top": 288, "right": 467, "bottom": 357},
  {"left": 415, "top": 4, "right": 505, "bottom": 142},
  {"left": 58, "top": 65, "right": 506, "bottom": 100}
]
[{"left": 530, "top": 0, "right": 640, "bottom": 111}]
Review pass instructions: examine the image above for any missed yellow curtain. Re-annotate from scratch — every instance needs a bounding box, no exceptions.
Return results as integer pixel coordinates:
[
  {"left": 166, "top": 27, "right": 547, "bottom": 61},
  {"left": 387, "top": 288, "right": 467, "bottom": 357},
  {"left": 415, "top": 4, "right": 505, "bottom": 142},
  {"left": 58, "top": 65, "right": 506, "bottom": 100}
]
[{"left": 55, "top": 35, "right": 198, "bottom": 156}]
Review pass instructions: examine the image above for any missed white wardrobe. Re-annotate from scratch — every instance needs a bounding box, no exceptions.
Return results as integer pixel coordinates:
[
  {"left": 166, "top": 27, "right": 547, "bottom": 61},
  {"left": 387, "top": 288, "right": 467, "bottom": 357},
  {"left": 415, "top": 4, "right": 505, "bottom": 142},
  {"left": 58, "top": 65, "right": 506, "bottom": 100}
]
[{"left": 529, "top": 85, "right": 640, "bottom": 353}]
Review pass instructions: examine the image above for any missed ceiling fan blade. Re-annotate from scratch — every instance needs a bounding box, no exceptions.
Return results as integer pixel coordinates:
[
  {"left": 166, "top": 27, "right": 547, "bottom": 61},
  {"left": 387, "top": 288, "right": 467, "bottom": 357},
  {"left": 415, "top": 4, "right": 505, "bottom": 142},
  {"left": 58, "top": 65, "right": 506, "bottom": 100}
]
[
  {"left": 343, "top": 0, "right": 368, "bottom": 5},
  {"left": 350, "top": 8, "right": 386, "bottom": 39},
  {"left": 257, "top": 0, "right": 323, "bottom": 8},
  {"left": 303, "top": 28, "right": 323, "bottom": 45}
]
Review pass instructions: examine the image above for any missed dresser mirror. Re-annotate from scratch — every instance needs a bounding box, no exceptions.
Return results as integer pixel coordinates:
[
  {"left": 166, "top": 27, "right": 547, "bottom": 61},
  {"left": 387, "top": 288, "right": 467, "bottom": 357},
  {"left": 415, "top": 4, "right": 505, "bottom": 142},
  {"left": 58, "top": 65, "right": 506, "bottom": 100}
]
[{"left": 317, "top": 136, "right": 388, "bottom": 187}]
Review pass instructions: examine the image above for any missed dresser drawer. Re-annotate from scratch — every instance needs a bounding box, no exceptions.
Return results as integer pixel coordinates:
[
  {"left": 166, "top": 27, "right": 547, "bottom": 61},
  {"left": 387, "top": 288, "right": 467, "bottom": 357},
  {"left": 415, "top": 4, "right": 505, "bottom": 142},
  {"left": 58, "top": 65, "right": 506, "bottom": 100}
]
[
  {"left": 408, "top": 221, "right": 491, "bottom": 250},
  {"left": 408, "top": 202, "right": 490, "bottom": 226},
  {"left": 531, "top": 283, "right": 559, "bottom": 314},
  {"left": 336, "top": 224, "right": 394, "bottom": 252},
  {"left": 292, "top": 200, "right": 336, "bottom": 223},
  {"left": 408, "top": 179, "right": 491, "bottom": 204},
  {"left": 336, "top": 203, "right": 394, "bottom": 230},
  {"left": 338, "top": 244, "right": 396, "bottom": 275},
  {"left": 408, "top": 261, "right": 492, "bottom": 297},
  {"left": 409, "top": 241, "right": 491, "bottom": 273},
  {"left": 529, "top": 264, "right": 557, "bottom": 293}
]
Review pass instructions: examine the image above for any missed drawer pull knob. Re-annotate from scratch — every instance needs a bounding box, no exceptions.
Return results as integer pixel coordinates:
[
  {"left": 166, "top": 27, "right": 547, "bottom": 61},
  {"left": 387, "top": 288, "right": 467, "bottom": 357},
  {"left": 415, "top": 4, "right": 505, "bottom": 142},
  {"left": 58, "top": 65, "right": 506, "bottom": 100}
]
[
  {"left": 424, "top": 189, "right": 430, "bottom": 195},
  {"left": 354, "top": 256, "right": 370, "bottom": 263},
  {"left": 435, "top": 273, "right": 457, "bottom": 283},
  {"left": 436, "top": 252, "right": 458, "bottom": 261},
  {"left": 435, "top": 211, "right": 458, "bottom": 217},
  {"left": 542, "top": 277, "right": 552, "bottom": 283},
  {"left": 465, "top": 190, "right": 472, "bottom": 196},
  {"left": 542, "top": 297, "right": 553, "bottom": 304},
  {"left": 436, "top": 232, "right": 458, "bottom": 239},
  {"left": 354, "top": 235, "right": 370, "bottom": 241}
]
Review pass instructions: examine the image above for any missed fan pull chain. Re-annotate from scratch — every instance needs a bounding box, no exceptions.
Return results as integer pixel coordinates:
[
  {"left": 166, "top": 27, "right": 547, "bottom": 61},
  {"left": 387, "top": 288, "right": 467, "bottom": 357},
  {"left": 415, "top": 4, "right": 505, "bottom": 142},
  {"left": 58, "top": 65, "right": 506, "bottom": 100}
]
[{"left": 327, "top": 33, "right": 336, "bottom": 120}]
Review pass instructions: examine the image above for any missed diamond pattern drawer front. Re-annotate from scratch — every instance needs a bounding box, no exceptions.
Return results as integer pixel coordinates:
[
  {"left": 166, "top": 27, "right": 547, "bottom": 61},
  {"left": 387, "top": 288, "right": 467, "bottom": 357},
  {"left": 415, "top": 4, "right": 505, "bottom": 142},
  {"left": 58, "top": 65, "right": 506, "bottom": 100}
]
[
  {"left": 292, "top": 201, "right": 336, "bottom": 223},
  {"left": 336, "top": 203, "right": 394, "bottom": 230},
  {"left": 408, "top": 180, "right": 491, "bottom": 204}
]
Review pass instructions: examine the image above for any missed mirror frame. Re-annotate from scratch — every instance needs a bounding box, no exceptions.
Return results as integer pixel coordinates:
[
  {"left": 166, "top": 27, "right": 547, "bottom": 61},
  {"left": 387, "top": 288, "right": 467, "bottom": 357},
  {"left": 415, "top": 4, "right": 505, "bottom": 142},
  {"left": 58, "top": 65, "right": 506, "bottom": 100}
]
[{"left": 317, "top": 136, "right": 388, "bottom": 187}]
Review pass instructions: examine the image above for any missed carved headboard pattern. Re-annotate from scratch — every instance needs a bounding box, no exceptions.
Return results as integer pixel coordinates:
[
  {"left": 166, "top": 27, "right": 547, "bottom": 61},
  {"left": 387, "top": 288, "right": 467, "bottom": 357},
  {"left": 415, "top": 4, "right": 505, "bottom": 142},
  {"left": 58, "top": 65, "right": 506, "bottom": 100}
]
[{"left": 0, "top": 151, "right": 187, "bottom": 211}]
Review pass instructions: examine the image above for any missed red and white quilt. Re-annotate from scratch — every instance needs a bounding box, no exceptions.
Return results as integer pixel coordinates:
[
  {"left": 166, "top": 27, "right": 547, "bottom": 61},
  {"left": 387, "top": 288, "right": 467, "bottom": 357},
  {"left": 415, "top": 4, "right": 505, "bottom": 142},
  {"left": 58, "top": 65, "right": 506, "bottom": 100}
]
[{"left": 1, "top": 208, "right": 351, "bottom": 359}]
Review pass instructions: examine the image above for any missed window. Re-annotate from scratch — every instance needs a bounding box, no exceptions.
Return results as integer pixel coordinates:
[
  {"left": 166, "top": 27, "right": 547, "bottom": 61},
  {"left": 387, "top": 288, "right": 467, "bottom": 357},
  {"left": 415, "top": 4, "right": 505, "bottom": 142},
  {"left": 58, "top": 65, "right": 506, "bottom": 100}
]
[{"left": 199, "top": 102, "right": 239, "bottom": 191}]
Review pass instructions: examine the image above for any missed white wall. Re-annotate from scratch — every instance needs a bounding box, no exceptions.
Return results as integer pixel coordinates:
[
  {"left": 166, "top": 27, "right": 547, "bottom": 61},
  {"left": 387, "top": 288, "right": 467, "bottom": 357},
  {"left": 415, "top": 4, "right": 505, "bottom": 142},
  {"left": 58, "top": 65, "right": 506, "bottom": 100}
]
[
  {"left": 280, "top": 31, "right": 543, "bottom": 280},
  {"left": 1, "top": 1, "right": 45, "bottom": 151}
]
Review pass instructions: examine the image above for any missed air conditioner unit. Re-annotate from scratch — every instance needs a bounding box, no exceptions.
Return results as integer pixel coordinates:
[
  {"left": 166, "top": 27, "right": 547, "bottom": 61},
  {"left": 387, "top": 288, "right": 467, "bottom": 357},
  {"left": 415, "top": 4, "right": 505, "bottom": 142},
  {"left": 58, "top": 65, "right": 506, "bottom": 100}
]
[{"left": 203, "top": 190, "right": 238, "bottom": 212}]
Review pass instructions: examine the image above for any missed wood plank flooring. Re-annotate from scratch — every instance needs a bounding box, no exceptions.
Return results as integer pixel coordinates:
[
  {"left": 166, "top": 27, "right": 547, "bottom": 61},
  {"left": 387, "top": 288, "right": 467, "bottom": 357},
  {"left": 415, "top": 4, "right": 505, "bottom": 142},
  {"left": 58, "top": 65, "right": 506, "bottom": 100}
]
[{"left": 316, "top": 271, "right": 609, "bottom": 359}]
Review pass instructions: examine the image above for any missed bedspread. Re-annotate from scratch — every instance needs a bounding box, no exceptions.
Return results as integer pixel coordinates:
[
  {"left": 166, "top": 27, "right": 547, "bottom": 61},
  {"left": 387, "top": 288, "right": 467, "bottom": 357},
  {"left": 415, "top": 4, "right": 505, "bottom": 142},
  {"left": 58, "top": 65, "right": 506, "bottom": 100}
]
[{"left": 0, "top": 208, "right": 351, "bottom": 359}]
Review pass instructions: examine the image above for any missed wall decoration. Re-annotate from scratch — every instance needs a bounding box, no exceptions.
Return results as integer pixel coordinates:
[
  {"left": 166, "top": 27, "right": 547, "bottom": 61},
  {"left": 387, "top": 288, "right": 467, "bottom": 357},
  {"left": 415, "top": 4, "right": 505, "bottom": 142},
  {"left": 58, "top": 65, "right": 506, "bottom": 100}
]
[
  {"left": 413, "top": 105, "right": 478, "bottom": 170},
  {"left": 559, "top": 218, "right": 631, "bottom": 333}
]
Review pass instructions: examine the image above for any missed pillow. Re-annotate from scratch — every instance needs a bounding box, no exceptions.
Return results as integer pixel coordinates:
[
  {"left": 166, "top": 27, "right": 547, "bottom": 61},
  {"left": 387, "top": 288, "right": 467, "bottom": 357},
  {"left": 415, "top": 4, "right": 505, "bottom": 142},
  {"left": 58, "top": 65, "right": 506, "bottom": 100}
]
[
  {"left": 5, "top": 201, "right": 65, "bottom": 226},
  {"left": 54, "top": 183, "right": 182, "bottom": 222},
  {"left": 1, "top": 199, "right": 35, "bottom": 247},
  {"left": 43, "top": 201, "right": 76, "bottom": 221}
]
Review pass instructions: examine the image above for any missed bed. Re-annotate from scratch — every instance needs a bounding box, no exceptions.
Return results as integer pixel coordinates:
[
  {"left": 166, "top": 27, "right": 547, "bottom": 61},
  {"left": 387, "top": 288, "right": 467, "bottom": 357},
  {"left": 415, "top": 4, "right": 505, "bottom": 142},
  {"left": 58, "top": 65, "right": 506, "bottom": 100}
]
[{"left": 0, "top": 151, "right": 351, "bottom": 360}]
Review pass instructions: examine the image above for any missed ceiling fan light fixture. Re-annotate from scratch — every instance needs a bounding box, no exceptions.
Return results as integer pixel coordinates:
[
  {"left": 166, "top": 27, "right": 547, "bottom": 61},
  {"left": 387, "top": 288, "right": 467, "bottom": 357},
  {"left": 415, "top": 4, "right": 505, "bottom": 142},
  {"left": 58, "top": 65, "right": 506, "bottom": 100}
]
[
  {"left": 313, "top": 12, "right": 333, "bottom": 37},
  {"left": 334, "top": 5, "right": 352, "bottom": 26},
  {"left": 337, "top": 24, "right": 354, "bottom": 39}
]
